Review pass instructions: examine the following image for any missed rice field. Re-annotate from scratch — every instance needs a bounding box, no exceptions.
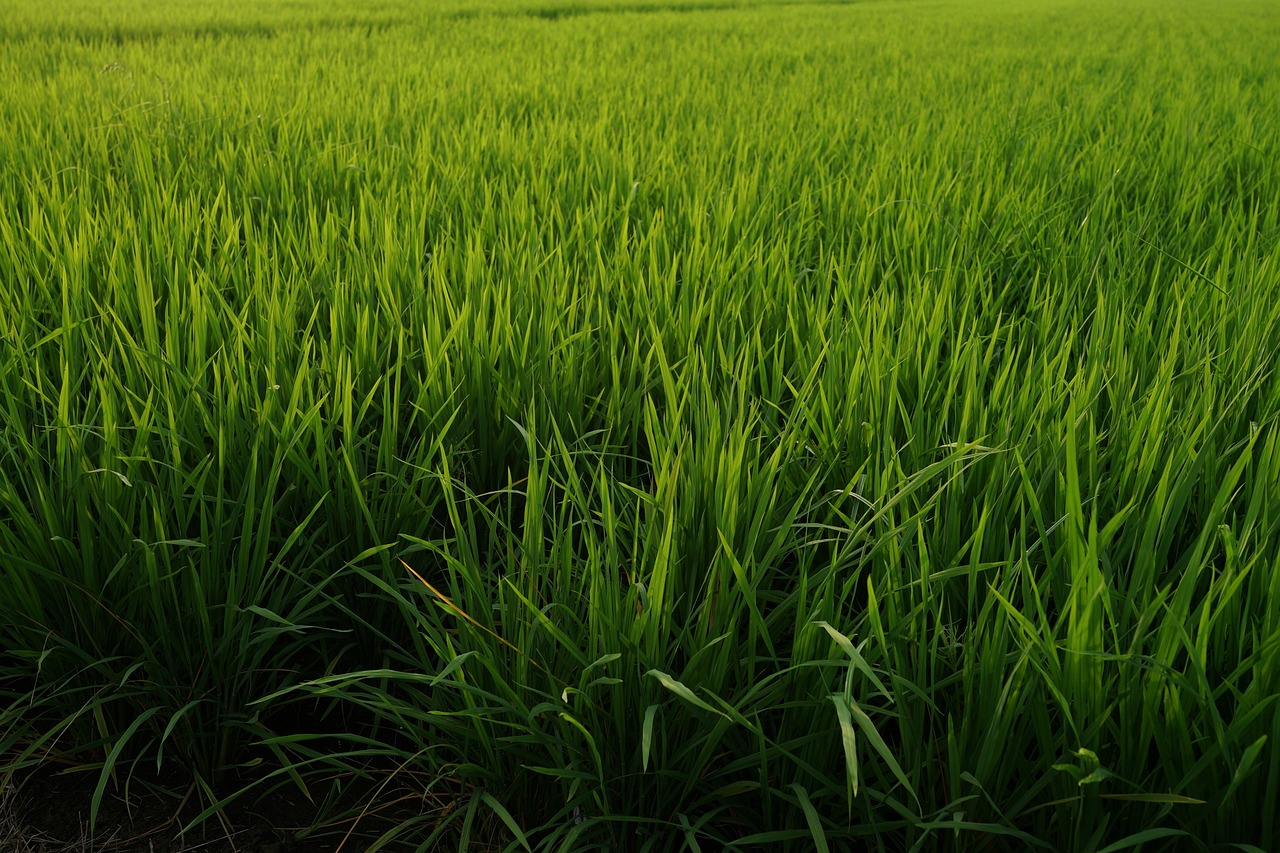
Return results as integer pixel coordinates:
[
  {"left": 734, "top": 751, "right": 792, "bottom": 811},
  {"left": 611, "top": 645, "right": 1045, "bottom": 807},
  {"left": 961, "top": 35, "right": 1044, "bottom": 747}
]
[{"left": 1, "top": 0, "right": 1279, "bottom": 849}]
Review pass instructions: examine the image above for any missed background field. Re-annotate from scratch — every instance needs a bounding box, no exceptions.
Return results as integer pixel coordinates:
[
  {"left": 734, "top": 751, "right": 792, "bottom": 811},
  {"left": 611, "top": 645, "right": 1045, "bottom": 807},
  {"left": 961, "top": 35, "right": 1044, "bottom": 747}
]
[{"left": 2, "top": 0, "right": 1279, "bottom": 849}]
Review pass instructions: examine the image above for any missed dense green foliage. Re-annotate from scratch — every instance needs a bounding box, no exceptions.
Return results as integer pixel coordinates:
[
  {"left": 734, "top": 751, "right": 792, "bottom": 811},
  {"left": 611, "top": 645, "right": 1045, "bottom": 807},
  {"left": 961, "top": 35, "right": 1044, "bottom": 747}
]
[{"left": 2, "top": 0, "right": 1279, "bottom": 848}]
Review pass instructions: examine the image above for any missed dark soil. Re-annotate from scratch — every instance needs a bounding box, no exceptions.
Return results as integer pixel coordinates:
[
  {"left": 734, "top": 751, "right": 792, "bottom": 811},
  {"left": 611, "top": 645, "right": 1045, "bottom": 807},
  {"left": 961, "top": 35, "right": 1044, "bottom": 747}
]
[{"left": 8, "top": 765, "right": 397, "bottom": 852}]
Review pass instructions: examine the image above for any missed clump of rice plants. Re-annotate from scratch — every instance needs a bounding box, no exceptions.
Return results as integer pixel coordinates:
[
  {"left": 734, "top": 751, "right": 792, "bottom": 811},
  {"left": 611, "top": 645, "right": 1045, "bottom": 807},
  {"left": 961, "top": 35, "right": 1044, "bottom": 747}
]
[{"left": 2, "top": 0, "right": 1279, "bottom": 849}]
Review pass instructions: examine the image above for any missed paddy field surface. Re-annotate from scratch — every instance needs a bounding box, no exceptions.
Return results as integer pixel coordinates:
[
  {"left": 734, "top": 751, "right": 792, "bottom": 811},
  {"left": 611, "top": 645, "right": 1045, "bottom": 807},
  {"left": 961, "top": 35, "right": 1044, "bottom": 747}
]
[{"left": 1, "top": 0, "right": 1278, "bottom": 849}]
